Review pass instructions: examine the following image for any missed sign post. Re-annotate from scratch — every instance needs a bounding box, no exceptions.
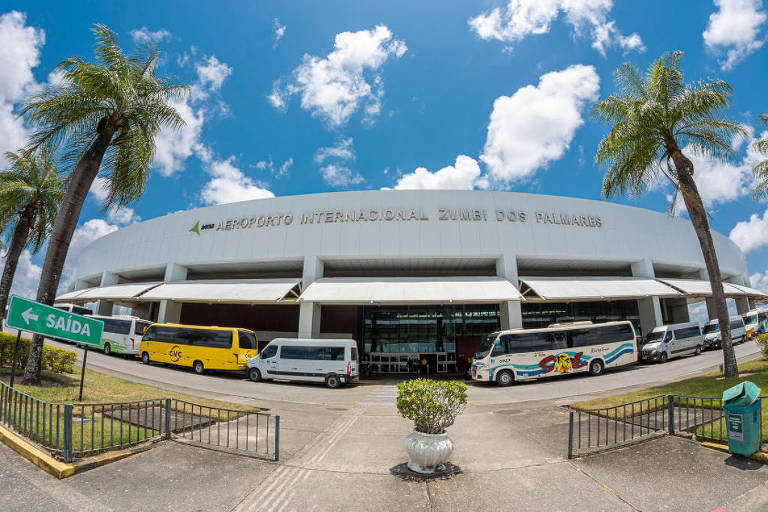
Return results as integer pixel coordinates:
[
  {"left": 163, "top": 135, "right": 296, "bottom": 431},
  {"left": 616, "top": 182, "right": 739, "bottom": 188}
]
[
  {"left": 8, "top": 331, "right": 21, "bottom": 389},
  {"left": 5, "top": 296, "right": 103, "bottom": 397}
]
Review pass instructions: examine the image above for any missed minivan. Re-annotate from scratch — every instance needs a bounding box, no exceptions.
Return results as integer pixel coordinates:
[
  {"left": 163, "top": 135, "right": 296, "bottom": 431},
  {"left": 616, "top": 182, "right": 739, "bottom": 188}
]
[
  {"left": 639, "top": 322, "right": 703, "bottom": 363},
  {"left": 702, "top": 316, "right": 747, "bottom": 350},
  {"left": 246, "top": 338, "right": 359, "bottom": 388},
  {"left": 742, "top": 308, "right": 768, "bottom": 339}
]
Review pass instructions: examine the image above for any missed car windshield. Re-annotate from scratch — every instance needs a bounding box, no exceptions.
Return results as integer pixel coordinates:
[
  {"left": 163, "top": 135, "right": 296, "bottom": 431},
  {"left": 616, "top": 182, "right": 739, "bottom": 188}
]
[
  {"left": 703, "top": 323, "right": 720, "bottom": 334},
  {"left": 476, "top": 333, "right": 498, "bottom": 359},
  {"left": 646, "top": 331, "right": 664, "bottom": 342}
]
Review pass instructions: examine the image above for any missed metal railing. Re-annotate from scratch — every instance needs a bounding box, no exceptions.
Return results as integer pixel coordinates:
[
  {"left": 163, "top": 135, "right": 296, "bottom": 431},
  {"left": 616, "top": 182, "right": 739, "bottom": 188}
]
[
  {"left": 568, "top": 394, "right": 767, "bottom": 458},
  {"left": 171, "top": 399, "right": 279, "bottom": 461},
  {"left": 568, "top": 395, "right": 668, "bottom": 458},
  {"left": 1, "top": 381, "right": 279, "bottom": 462}
]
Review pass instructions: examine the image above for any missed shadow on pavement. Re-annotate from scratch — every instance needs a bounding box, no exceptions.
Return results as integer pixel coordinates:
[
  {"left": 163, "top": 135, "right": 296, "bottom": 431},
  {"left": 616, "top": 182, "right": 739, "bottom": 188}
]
[
  {"left": 725, "top": 454, "right": 765, "bottom": 471},
  {"left": 389, "top": 462, "right": 462, "bottom": 482}
]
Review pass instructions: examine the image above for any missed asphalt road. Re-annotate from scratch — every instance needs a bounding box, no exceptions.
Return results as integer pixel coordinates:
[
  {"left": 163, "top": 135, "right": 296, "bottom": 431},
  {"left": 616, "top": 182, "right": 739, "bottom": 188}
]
[{"left": 40, "top": 337, "right": 762, "bottom": 407}]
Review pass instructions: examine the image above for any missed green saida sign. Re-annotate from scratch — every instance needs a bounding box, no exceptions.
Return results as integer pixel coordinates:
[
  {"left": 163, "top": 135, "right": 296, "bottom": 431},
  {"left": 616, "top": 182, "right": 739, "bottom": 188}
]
[{"left": 5, "top": 295, "right": 104, "bottom": 346}]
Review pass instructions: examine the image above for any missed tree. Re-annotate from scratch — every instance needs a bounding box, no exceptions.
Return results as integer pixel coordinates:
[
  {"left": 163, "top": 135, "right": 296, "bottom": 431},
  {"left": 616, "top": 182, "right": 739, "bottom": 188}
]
[
  {"left": 0, "top": 149, "right": 64, "bottom": 316},
  {"left": 753, "top": 114, "right": 768, "bottom": 197},
  {"left": 19, "top": 25, "right": 187, "bottom": 384},
  {"left": 592, "top": 51, "right": 747, "bottom": 379}
]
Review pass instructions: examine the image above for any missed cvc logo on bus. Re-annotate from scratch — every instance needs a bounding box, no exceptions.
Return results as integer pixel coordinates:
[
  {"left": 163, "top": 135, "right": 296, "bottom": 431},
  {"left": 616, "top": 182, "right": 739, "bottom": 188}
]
[{"left": 169, "top": 345, "right": 183, "bottom": 362}]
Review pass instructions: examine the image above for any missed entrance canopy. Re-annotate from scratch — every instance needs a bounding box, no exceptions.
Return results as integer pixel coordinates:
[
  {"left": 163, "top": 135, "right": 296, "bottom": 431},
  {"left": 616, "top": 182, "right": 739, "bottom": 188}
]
[
  {"left": 55, "top": 282, "right": 161, "bottom": 303},
  {"left": 656, "top": 278, "right": 764, "bottom": 299},
  {"left": 519, "top": 277, "right": 682, "bottom": 301},
  {"left": 298, "top": 277, "right": 522, "bottom": 305},
  {"left": 138, "top": 279, "right": 302, "bottom": 303}
]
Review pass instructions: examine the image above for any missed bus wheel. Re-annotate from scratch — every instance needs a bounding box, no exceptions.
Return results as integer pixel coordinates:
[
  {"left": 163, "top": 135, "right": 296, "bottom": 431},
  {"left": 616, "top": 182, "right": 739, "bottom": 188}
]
[
  {"left": 248, "top": 368, "right": 261, "bottom": 382},
  {"left": 496, "top": 370, "right": 514, "bottom": 387},
  {"left": 588, "top": 359, "right": 604, "bottom": 376},
  {"left": 695, "top": 345, "right": 702, "bottom": 355},
  {"left": 193, "top": 361, "right": 205, "bottom": 375},
  {"left": 141, "top": 352, "right": 150, "bottom": 364},
  {"left": 103, "top": 343, "right": 111, "bottom": 356},
  {"left": 325, "top": 374, "right": 341, "bottom": 389}
]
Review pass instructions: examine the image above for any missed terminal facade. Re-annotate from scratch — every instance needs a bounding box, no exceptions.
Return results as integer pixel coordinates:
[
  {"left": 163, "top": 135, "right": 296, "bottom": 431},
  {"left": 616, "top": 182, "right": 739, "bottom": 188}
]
[{"left": 58, "top": 190, "right": 765, "bottom": 374}]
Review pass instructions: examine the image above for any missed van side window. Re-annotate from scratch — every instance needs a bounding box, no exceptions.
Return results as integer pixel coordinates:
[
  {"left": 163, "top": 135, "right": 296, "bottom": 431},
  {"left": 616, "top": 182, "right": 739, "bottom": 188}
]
[
  {"left": 351, "top": 347, "right": 358, "bottom": 361},
  {"left": 664, "top": 332, "right": 673, "bottom": 342},
  {"left": 673, "top": 327, "right": 700, "bottom": 339},
  {"left": 143, "top": 326, "right": 157, "bottom": 341},
  {"left": 261, "top": 345, "right": 277, "bottom": 359},
  {"left": 281, "top": 346, "right": 305, "bottom": 359},
  {"left": 238, "top": 331, "right": 258, "bottom": 350},
  {"left": 101, "top": 318, "right": 132, "bottom": 335}
]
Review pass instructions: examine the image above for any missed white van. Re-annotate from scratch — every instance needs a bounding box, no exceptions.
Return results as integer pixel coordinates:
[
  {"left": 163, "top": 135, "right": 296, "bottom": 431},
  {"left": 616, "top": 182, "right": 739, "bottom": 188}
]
[
  {"left": 702, "top": 316, "right": 747, "bottom": 350},
  {"left": 246, "top": 338, "right": 359, "bottom": 388},
  {"left": 87, "top": 314, "right": 153, "bottom": 356},
  {"left": 742, "top": 308, "right": 768, "bottom": 339},
  {"left": 640, "top": 322, "right": 703, "bottom": 363}
]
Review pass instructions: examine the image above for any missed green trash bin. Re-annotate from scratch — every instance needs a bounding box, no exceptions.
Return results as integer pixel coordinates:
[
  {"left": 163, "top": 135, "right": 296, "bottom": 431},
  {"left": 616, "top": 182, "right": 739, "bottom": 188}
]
[{"left": 722, "top": 381, "right": 762, "bottom": 457}]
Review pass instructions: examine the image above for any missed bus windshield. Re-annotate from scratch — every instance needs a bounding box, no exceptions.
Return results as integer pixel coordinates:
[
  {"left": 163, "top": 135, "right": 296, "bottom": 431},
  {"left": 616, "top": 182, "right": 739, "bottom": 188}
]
[
  {"left": 743, "top": 314, "right": 757, "bottom": 325},
  {"left": 703, "top": 323, "right": 720, "bottom": 334},
  {"left": 476, "top": 333, "right": 498, "bottom": 359}
]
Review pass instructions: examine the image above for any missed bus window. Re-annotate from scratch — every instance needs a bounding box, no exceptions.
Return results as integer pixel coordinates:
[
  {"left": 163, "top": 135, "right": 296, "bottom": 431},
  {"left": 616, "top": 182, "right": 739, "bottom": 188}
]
[
  {"left": 190, "top": 329, "right": 232, "bottom": 348},
  {"left": 506, "top": 332, "right": 550, "bottom": 353},
  {"left": 237, "top": 331, "right": 258, "bottom": 350},
  {"left": 101, "top": 318, "right": 132, "bottom": 335},
  {"left": 135, "top": 321, "right": 151, "bottom": 336}
]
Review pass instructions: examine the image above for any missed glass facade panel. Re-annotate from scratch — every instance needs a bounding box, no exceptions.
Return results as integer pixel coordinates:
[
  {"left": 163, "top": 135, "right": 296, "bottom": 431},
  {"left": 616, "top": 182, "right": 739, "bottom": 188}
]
[{"left": 521, "top": 300, "right": 641, "bottom": 334}]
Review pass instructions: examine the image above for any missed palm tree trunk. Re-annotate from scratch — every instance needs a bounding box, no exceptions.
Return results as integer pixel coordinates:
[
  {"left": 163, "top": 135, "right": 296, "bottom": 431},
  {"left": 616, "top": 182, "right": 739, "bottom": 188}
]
[
  {"left": 22, "top": 124, "right": 115, "bottom": 384},
  {"left": 671, "top": 149, "right": 738, "bottom": 378},
  {"left": 0, "top": 208, "right": 33, "bottom": 317}
]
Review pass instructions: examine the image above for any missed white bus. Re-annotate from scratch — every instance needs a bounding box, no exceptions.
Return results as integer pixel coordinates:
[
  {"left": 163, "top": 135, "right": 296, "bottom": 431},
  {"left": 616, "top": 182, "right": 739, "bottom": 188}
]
[
  {"left": 471, "top": 321, "right": 637, "bottom": 386},
  {"left": 87, "top": 315, "right": 153, "bottom": 356},
  {"left": 742, "top": 308, "right": 768, "bottom": 339},
  {"left": 55, "top": 303, "right": 93, "bottom": 316},
  {"left": 246, "top": 338, "right": 359, "bottom": 388},
  {"left": 702, "top": 316, "right": 747, "bottom": 350}
]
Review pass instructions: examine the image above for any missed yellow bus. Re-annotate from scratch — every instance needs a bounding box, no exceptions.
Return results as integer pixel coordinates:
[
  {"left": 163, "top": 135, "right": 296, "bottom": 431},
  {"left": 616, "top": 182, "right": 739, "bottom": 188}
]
[{"left": 139, "top": 323, "right": 258, "bottom": 374}]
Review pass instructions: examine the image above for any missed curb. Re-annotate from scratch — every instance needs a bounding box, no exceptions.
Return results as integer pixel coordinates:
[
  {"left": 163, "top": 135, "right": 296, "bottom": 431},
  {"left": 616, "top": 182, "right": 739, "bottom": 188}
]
[
  {"left": 0, "top": 423, "right": 75, "bottom": 479},
  {"left": 701, "top": 441, "right": 768, "bottom": 463},
  {"left": 0, "top": 423, "right": 158, "bottom": 479}
]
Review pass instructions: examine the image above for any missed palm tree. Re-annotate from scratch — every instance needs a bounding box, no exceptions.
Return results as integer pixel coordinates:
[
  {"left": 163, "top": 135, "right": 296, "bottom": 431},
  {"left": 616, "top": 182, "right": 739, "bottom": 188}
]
[
  {"left": 0, "top": 149, "right": 64, "bottom": 318},
  {"left": 19, "top": 25, "right": 188, "bottom": 384},
  {"left": 592, "top": 51, "right": 747, "bottom": 379},
  {"left": 753, "top": 114, "right": 768, "bottom": 197}
]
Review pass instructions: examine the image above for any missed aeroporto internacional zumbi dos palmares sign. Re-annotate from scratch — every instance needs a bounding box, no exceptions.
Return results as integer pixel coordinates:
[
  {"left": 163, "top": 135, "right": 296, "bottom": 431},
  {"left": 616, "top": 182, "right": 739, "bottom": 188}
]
[{"left": 194, "top": 206, "right": 604, "bottom": 234}]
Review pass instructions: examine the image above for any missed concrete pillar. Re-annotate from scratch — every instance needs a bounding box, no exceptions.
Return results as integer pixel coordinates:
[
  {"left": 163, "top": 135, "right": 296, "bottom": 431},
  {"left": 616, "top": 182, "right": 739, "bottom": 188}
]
[
  {"left": 95, "top": 271, "right": 118, "bottom": 316},
  {"left": 74, "top": 279, "right": 91, "bottom": 291},
  {"left": 631, "top": 259, "right": 662, "bottom": 335},
  {"left": 734, "top": 274, "right": 751, "bottom": 315},
  {"left": 158, "top": 264, "right": 188, "bottom": 324},
  {"left": 298, "top": 256, "right": 323, "bottom": 338},
  {"left": 699, "top": 270, "right": 718, "bottom": 320},
  {"left": 496, "top": 256, "right": 523, "bottom": 329}
]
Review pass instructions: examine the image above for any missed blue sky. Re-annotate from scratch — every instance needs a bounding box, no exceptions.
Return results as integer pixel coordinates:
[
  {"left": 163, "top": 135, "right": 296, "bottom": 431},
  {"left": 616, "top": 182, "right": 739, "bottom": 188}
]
[{"left": 0, "top": 0, "right": 767, "bottom": 299}]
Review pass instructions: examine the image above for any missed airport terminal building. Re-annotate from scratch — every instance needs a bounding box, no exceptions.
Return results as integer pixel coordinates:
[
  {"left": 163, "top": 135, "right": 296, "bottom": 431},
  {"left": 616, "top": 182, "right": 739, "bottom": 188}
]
[{"left": 57, "top": 190, "right": 766, "bottom": 374}]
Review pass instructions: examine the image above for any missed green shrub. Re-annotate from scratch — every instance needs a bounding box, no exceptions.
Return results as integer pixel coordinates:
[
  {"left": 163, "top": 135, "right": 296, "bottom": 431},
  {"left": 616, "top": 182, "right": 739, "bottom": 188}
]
[
  {"left": 758, "top": 334, "right": 768, "bottom": 358},
  {"left": 0, "top": 332, "right": 76, "bottom": 374},
  {"left": 396, "top": 379, "right": 468, "bottom": 434}
]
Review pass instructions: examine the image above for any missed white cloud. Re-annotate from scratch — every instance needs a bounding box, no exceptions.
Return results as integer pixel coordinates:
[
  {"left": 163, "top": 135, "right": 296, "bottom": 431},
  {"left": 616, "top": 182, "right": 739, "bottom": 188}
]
[
  {"left": 0, "top": 11, "right": 45, "bottom": 166},
  {"left": 392, "top": 155, "right": 483, "bottom": 190},
  {"left": 152, "top": 53, "right": 232, "bottom": 176},
  {"left": 314, "top": 137, "right": 355, "bottom": 164},
  {"left": 254, "top": 157, "right": 294, "bottom": 178},
  {"left": 320, "top": 164, "right": 363, "bottom": 187},
  {"left": 61, "top": 219, "right": 122, "bottom": 289},
  {"left": 703, "top": 0, "right": 767, "bottom": 70},
  {"left": 200, "top": 156, "right": 274, "bottom": 205},
  {"left": 130, "top": 27, "right": 172, "bottom": 44},
  {"left": 479, "top": 64, "right": 600, "bottom": 184},
  {"left": 273, "top": 18, "right": 286, "bottom": 46},
  {"left": 751, "top": 269, "right": 768, "bottom": 293},
  {"left": 468, "top": 0, "right": 645, "bottom": 55},
  {"left": 0, "top": 249, "right": 41, "bottom": 299},
  {"left": 730, "top": 207, "right": 768, "bottom": 253},
  {"left": 276, "top": 157, "right": 293, "bottom": 178},
  {"left": 106, "top": 207, "right": 140, "bottom": 226},
  {"left": 269, "top": 25, "right": 407, "bottom": 127}
]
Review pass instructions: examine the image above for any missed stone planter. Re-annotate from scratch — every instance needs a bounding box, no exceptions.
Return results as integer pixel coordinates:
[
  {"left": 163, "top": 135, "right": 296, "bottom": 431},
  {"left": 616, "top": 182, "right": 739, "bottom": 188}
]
[{"left": 405, "top": 430, "right": 454, "bottom": 474}]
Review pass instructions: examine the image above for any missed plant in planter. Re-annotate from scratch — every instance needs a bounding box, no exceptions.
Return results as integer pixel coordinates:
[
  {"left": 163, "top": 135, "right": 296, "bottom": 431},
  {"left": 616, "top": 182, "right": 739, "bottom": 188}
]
[{"left": 396, "top": 378, "right": 468, "bottom": 474}]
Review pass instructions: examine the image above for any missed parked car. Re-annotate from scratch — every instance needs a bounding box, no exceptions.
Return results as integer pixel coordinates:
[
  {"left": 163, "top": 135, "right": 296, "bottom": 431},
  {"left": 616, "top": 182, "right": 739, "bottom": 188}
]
[
  {"left": 702, "top": 316, "right": 747, "bottom": 350},
  {"left": 246, "top": 338, "right": 359, "bottom": 388},
  {"left": 639, "top": 322, "right": 703, "bottom": 363}
]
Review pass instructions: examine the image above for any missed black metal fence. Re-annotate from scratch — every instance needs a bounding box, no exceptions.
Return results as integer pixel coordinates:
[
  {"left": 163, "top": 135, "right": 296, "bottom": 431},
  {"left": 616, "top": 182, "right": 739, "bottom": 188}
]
[
  {"left": 0, "top": 381, "right": 279, "bottom": 462},
  {"left": 568, "top": 394, "right": 767, "bottom": 458}
]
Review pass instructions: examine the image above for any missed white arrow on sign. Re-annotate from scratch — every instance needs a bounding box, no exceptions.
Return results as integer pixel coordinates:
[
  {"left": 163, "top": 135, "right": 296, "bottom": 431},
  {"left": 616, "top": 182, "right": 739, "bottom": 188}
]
[{"left": 21, "top": 307, "right": 39, "bottom": 325}]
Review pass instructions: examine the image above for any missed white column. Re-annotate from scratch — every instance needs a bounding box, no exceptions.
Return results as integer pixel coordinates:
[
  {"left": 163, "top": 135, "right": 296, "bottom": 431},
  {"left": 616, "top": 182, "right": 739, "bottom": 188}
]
[
  {"left": 157, "top": 264, "right": 188, "bottom": 324},
  {"left": 95, "top": 271, "right": 118, "bottom": 316},
  {"left": 298, "top": 256, "right": 323, "bottom": 338},
  {"left": 74, "top": 278, "right": 91, "bottom": 291},
  {"left": 496, "top": 256, "right": 522, "bottom": 329},
  {"left": 699, "top": 269, "right": 718, "bottom": 320},
  {"left": 631, "top": 259, "right": 662, "bottom": 336},
  {"left": 734, "top": 274, "right": 751, "bottom": 315}
]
